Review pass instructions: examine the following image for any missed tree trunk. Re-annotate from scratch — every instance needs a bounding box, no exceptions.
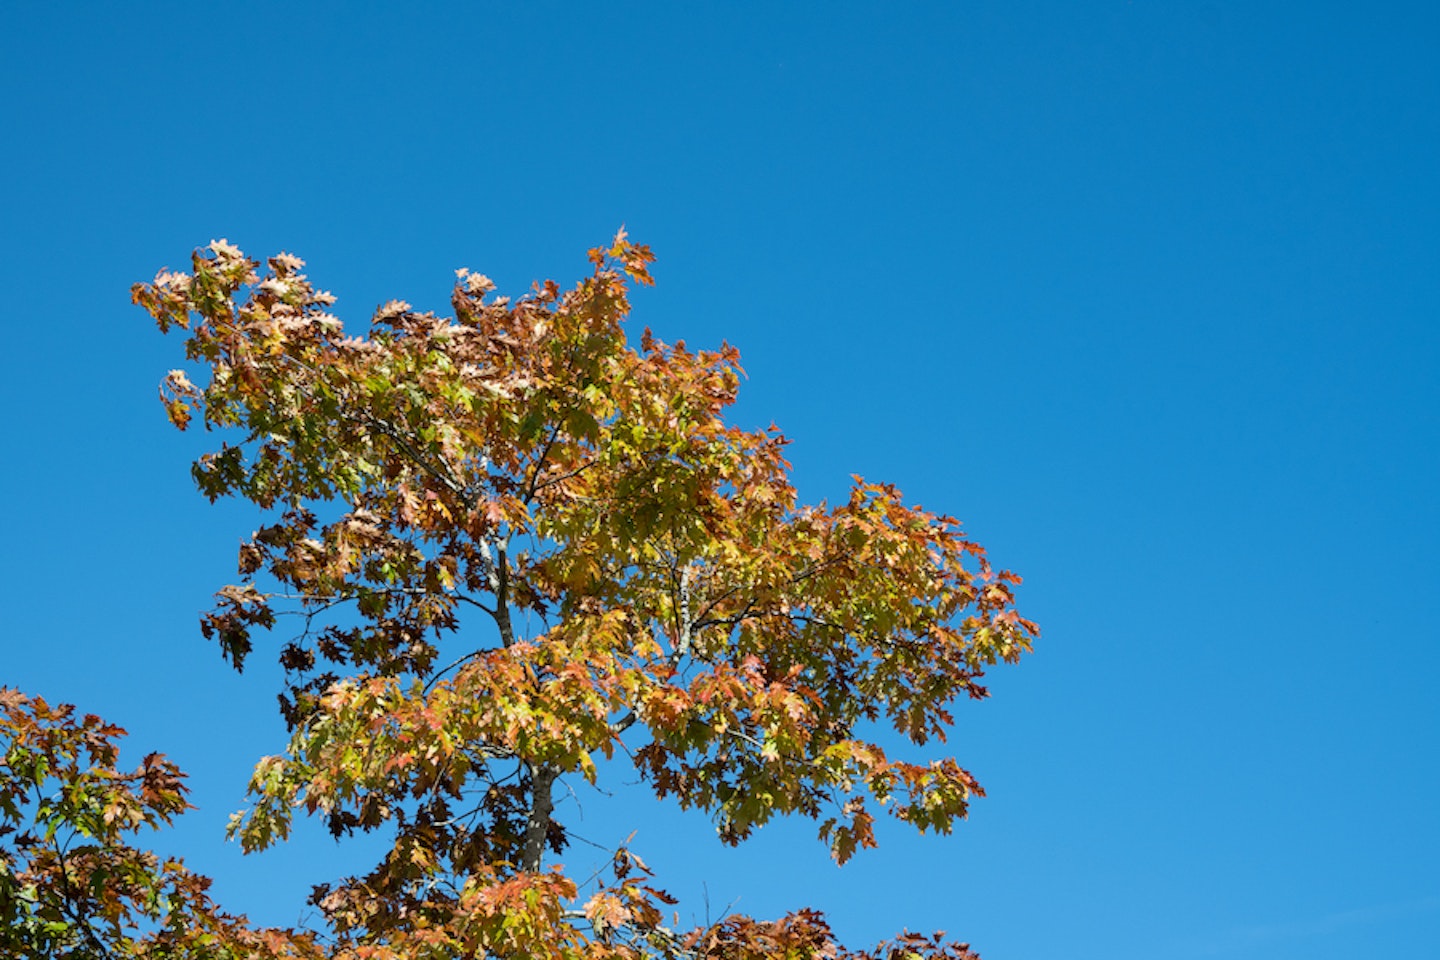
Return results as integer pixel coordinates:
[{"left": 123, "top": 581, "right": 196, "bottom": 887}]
[{"left": 521, "top": 763, "right": 556, "bottom": 873}]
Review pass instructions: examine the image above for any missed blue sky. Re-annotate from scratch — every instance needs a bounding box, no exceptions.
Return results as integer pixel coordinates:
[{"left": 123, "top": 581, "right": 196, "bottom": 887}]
[{"left": 2, "top": 2, "right": 1437, "bottom": 957}]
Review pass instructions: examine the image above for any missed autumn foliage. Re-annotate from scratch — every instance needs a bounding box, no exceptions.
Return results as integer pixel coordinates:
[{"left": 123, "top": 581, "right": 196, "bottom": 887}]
[
  {"left": 0, "top": 690, "right": 321, "bottom": 959},
  {"left": 2, "top": 234, "right": 1035, "bottom": 958}
]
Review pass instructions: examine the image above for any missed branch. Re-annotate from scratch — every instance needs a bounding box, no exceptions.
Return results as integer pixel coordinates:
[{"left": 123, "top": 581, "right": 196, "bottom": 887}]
[
  {"left": 360, "top": 410, "right": 476, "bottom": 510},
  {"left": 422, "top": 650, "right": 486, "bottom": 694},
  {"left": 530, "top": 457, "right": 599, "bottom": 495},
  {"left": 690, "top": 597, "right": 760, "bottom": 634},
  {"left": 676, "top": 562, "right": 693, "bottom": 662},
  {"left": 689, "top": 555, "right": 839, "bottom": 630},
  {"left": 610, "top": 565, "right": 702, "bottom": 738},
  {"left": 477, "top": 536, "right": 516, "bottom": 647},
  {"left": 521, "top": 421, "right": 563, "bottom": 504},
  {"left": 560, "top": 908, "right": 698, "bottom": 960},
  {"left": 49, "top": 831, "right": 116, "bottom": 960}
]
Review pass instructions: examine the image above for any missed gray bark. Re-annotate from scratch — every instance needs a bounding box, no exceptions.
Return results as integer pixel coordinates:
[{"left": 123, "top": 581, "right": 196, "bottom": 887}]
[{"left": 521, "top": 763, "right": 557, "bottom": 872}]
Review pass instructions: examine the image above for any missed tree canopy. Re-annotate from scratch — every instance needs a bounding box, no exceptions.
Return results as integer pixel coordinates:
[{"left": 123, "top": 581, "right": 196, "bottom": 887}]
[{"left": 2, "top": 234, "right": 1036, "bottom": 959}]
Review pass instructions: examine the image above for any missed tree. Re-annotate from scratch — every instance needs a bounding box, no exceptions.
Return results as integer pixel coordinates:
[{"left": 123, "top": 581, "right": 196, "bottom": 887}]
[
  {"left": 7, "top": 233, "right": 1037, "bottom": 958},
  {"left": 0, "top": 690, "right": 321, "bottom": 959}
]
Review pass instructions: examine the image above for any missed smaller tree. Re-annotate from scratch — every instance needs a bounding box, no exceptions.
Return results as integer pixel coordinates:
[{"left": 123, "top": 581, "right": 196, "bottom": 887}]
[{"left": 0, "top": 689, "right": 320, "bottom": 959}]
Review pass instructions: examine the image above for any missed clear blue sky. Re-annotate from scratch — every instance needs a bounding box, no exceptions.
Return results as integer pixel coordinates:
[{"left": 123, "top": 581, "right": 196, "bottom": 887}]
[{"left": 3, "top": 3, "right": 1436, "bottom": 957}]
